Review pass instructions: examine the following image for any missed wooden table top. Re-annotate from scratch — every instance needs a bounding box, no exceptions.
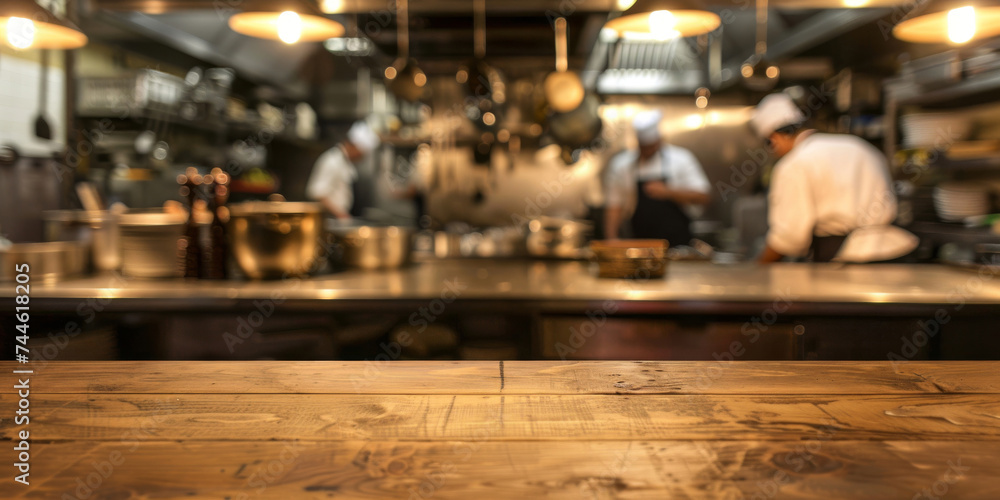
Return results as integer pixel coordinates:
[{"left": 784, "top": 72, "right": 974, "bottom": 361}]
[{"left": 3, "top": 361, "right": 999, "bottom": 499}]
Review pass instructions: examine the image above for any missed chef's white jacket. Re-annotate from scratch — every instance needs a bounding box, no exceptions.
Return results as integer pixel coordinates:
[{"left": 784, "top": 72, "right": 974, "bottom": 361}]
[
  {"left": 306, "top": 146, "right": 357, "bottom": 216},
  {"left": 604, "top": 145, "right": 710, "bottom": 218},
  {"left": 767, "top": 132, "right": 918, "bottom": 262}
]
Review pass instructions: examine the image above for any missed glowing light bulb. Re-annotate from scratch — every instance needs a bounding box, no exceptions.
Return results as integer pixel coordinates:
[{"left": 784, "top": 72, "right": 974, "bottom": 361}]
[
  {"left": 617, "top": 0, "right": 637, "bottom": 10},
  {"left": 7, "top": 17, "right": 36, "bottom": 49},
  {"left": 842, "top": 0, "right": 869, "bottom": 7},
  {"left": 321, "top": 0, "right": 345, "bottom": 13},
  {"left": 649, "top": 10, "right": 680, "bottom": 40},
  {"left": 948, "top": 6, "right": 976, "bottom": 44},
  {"left": 276, "top": 11, "right": 302, "bottom": 44}
]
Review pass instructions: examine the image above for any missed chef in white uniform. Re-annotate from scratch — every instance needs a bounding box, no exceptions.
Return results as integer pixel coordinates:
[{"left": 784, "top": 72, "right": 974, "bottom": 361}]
[
  {"left": 750, "top": 93, "right": 918, "bottom": 263},
  {"left": 306, "top": 121, "right": 380, "bottom": 219},
  {"left": 604, "top": 110, "right": 711, "bottom": 243}
]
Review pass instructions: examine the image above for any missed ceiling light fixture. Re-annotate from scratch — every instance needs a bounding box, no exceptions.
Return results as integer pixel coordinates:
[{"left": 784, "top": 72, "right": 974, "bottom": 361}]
[
  {"left": 0, "top": 0, "right": 87, "bottom": 50},
  {"left": 228, "top": 2, "right": 344, "bottom": 44},
  {"left": 320, "top": 0, "right": 346, "bottom": 13},
  {"left": 604, "top": 0, "right": 720, "bottom": 40},
  {"left": 894, "top": 2, "right": 1000, "bottom": 45}
]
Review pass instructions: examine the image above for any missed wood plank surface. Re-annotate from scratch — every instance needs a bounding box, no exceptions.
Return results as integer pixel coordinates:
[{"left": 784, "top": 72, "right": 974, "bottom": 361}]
[
  {"left": 10, "top": 440, "right": 999, "bottom": 500},
  {"left": 5, "top": 361, "right": 1000, "bottom": 499},
  {"left": 3, "top": 360, "right": 998, "bottom": 394},
  {"left": 4, "top": 393, "right": 1000, "bottom": 442}
]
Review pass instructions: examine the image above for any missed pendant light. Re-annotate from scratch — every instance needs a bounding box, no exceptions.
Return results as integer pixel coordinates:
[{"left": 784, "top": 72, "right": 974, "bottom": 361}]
[
  {"left": 894, "top": 1, "right": 1000, "bottom": 45},
  {"left": 1, "top": 0, "right": 87, "bottom": 50},
  {"left": 741, "top": 0, "right": 780, "bottom": 92},
  {"left": 228, "top": 2, "right": 344, "bottom": 44},
  {"left": 604, "top": 0, "right": 720, "bottom": 40}
]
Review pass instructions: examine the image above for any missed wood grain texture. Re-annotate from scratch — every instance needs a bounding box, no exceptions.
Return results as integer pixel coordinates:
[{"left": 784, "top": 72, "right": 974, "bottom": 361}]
[
  {"left": 4, "top": 393, "right": 1000, "bottom": 442},
  {"left": 5, "top": 361, "right": 1000, "bottom": 499},
  {"left": 3, "top": 360, "right": 998, "bottom": 394},
  {"left": 10, "top": 440, "right": 1000, "bottom": 500}
]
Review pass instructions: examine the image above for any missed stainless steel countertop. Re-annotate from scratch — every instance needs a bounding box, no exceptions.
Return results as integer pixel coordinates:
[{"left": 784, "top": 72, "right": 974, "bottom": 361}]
[{"left": 6, "top": 260, "right": 1000, "bottom": 305}]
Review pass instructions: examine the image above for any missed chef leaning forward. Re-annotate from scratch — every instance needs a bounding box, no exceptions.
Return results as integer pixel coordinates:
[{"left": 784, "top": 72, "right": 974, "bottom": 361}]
[
  {"left": 604, "top": 110, "right": 711, "bottom": 245},
  {"left": 751, "top": 93, "right": 919, "bottom": 263}
]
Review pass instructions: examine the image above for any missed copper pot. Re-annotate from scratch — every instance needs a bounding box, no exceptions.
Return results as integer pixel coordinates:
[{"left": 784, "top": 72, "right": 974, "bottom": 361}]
[{"left": 228, "top": 202, "right": 324, "bottom": 279}]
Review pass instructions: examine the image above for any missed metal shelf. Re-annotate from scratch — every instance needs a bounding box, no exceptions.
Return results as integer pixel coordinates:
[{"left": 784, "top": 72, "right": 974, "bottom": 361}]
[
  {"left": 889, "top": 67, "right": 1000, "bottom": 107},
  {"left": 934, "top": 154, "right": 1000, "bottom": 170}
]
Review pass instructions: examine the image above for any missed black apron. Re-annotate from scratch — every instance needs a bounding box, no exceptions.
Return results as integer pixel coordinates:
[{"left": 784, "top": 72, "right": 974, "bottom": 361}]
[
  {"left": 810, "top": 234, "right": 848, "bottom": 263},
  {"left": 810, "top": 229, "right": 918, "bottom": 264},
  {"left": 349, "top": 163, "right": 364, "bottom": 218},
  {"left": 629, "top": 149, "right": 693, "bottom": 246}
]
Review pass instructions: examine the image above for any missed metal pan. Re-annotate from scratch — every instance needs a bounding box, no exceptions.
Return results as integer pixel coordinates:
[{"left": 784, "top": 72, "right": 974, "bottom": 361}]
[{"left": 0, "top": 241, "right": 88, "bottom": 284}]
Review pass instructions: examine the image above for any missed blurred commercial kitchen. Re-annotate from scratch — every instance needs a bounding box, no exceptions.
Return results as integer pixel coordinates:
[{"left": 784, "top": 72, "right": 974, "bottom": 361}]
[{"left": 2, "top": 0, "right": 1000, "bottom": 362}]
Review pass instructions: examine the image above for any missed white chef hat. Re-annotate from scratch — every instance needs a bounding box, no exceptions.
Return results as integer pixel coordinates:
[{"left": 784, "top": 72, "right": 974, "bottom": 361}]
[
  {"left": 347, "top": 120, "right": 380, "bottom": 155},
  {"left": 632, "top": 110, "right": 663, "bottom": 146},
  {"left": 750, "top": 93, "right": 806, "bottom": 139}
]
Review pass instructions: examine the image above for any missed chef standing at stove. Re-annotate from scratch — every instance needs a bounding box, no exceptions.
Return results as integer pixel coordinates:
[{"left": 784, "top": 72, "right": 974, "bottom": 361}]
[{"left": 604, "top": 110, "right": 711, "bottom": 244}]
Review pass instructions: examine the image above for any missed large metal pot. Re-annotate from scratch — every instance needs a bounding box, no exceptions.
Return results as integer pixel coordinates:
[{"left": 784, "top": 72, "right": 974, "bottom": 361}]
[
  {"left": 328, "top": 221, "right": 414, "bottom": 270},
  {"left": 0, "top": 241, "right": 88, "bottom": 284},
  {"left": 228, "top": 202, "right": 324, "bottom": 279},
  {"left": 42, "top": 210, "right": 121, "bottom": 272},
  {"left": 524, "top": 216, "right": 592, "bottom": 259}
]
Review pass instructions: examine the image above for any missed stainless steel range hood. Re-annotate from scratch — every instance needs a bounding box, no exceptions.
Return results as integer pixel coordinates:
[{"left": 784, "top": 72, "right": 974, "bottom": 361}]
[{"left": 595, "top": 38, "right": 709, "bottom": 95}]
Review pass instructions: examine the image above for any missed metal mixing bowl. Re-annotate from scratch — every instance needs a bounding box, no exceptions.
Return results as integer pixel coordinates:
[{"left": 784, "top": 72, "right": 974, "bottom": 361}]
[
  {"left": 328, "top": 222, "right": 414, "bottom": 270},
  {"left": 228, "top": 202, "right": 324, "bottom": 279}
]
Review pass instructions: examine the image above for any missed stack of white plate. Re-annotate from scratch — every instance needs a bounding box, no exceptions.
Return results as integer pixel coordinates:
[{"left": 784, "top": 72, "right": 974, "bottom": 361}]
[
  {"left": 901, "top": 113, "right": 972, "bottom": 149},
  {"left": 933, "top": 182, "right": 993, "bottom": 222}
]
